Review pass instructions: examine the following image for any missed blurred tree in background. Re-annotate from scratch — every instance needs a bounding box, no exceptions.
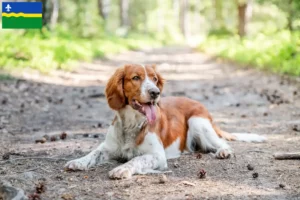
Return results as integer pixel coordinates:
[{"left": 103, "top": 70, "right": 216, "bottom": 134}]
[
  {"left": 2, "top": 0, "right": 299, "bottom": 41},
  {"left": 0, "top": 0, "right": 300, "bottom": 75}
]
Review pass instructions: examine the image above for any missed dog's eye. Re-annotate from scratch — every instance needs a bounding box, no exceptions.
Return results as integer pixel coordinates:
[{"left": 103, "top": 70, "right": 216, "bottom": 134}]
[
  {"left": 153, "top": 77, "right": 157, "bottom": 82},
  {"left": 132, "top": 76, "right": 140, "bottom": 81}
]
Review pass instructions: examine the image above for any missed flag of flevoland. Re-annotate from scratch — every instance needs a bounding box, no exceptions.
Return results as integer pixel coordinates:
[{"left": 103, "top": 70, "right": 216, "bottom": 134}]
[{"left": 2, "top": 2, "right": 42, "bottom": 29}]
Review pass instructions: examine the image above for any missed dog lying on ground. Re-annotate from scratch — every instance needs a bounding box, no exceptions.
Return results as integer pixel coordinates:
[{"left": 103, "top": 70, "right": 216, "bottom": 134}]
[{"left": 65, "top": 64, "right": 266, "bottom": 179}]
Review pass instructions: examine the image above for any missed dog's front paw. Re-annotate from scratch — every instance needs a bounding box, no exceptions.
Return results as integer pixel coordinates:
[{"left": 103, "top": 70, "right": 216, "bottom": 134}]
[
  {"left": 215, "top": 148, "right": 233, "bottom": 159},
  {"left": 109, "top": 165, "right": 133, "bottom": 179},
  {"left": 65, "top": 157, "right": 94, "bottom": 171}
]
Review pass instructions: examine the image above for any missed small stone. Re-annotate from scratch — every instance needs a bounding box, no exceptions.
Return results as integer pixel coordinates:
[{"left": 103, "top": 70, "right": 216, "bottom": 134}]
[
  {"left": 61, "top": 193, "right": 73, "bottom": 200},
  {"left": 252, "top": 172, "right": 259, "bottom": 178},
  {"left": 50, "top": 136, "right": 56, "bottom": 141},
  {"left": 247, "top": 164, "right": 254, "bottom": 171},
  {"left": 241, "top": 114, "right": 247, "bottom": 118},
  {"left": 83, "top": 133, "right": 89, "bottom": 138},
  {"left": 158, "top": 174, "right": 168, "bottom": 184},
  {"left": 263, "top": 112, "right": 268, "bottom": 116}
]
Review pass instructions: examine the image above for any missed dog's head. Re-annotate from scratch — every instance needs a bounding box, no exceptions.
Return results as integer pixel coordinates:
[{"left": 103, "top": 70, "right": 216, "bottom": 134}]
[{"left": 105, "top": 64, "right": 164, "bottom": 124}]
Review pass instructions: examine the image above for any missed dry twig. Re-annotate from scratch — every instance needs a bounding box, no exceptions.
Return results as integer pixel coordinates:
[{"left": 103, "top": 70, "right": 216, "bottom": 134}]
[{"left": 274, "top": 152, "right": 300, "bottom": 160}]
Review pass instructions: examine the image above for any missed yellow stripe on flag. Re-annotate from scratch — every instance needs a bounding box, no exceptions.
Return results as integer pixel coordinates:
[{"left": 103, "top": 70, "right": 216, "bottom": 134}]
[{"left": 2, "top": 13, "right": 42, "bottom": 18}]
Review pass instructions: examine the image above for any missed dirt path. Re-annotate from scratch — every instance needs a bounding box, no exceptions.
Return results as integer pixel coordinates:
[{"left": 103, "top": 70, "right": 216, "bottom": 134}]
[{"left": 1, "top": 46, "right": 300, "bottom": 200}]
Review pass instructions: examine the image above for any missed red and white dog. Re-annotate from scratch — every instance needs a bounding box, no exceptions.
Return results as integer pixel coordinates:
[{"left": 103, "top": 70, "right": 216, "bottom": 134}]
[{"left": 65, "top": 64, "right": 266, "bottom": 179}]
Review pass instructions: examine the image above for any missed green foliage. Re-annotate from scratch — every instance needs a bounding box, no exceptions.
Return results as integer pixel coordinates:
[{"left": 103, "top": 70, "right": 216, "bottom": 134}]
[
  {"left": 0, "top": 29, "right": 165, "bottom": 73},
  {"left": 0, "top": 74, "right": 14, "bottom": 80},
  {"left": 199, "top": 31, "right": 300, "bottom": 76},
  {"left": 1, "top": 0, "right": 300, "bottom": 77},
  {"left": 208, "top": 28, "right": 234, "bottom": 36},
  {"left": 256, "top": 0, "right": 300, "bottom": 30},
  {"left": 58, "top": 0, "right": 104, "bottom": 38}
]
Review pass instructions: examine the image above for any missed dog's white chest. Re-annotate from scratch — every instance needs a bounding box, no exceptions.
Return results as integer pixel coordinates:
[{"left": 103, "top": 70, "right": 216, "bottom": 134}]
[{"left": 115, "top": 105, "right": 147, "bottom": 160}]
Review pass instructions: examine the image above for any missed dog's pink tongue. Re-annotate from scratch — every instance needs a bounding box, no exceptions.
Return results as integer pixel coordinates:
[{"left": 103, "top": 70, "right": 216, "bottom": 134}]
[{"left": 144, "top": 104, "right": 156, "bottom": 124}]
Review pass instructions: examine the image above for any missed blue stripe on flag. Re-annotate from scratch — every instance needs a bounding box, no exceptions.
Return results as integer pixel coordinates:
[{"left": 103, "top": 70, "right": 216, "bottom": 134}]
[{"left": 2, "top": 2, "right": 42, "bottom": 14}]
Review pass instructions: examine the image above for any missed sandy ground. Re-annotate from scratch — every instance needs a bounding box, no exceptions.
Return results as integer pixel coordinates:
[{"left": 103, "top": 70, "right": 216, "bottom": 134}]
[{"left": 0, "top": 46, "right": 300, "bottom": 200}]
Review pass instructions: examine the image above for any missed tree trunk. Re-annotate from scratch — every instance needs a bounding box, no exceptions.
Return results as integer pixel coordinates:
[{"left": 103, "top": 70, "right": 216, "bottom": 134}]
[
  {"left": 237, "top": 1, "right": 246, "bottom": 37},
  {"left": 172, "top": 0, "right": 179, "bottom": 30},
  {"left": 157, "top": 6, "right": 164, "bottom": 33},
  {"left": 98, "top": 0, "right": 110, "bottom": 20},
  {"left": 179, "top": 0, "right": 189, "bottom": 38},
  {"left": 119, "top": 0, "right": 129, "bottom": 28},
  {"left": 50, "top": 0, "right": 59, "bottom": 29},
  {"left": 214, "top": 0, "right": 224, "bottom": 29},
  {"left": 287, "top": 0, "right": 293, "bottom": 31},
  {"left": 41, "top": 0, "right": 50, "bottom": 27}
]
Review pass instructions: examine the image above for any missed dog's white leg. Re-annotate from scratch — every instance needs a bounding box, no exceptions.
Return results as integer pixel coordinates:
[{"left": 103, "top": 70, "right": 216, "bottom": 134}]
[
  {"left": 108, "top": 133, "right": 167, "bottom": 179},
  {"left": 187, "top": 117, "right": 233, "bottom": 159},
  {"left": 65, "top": 142, "right": 109, "bottom": 170},
  {"left": 65, "top": 125, "right": 118, "bottom": 170},
  {"left": 108, "top": 153, "right": 167, "bottom": 179}
]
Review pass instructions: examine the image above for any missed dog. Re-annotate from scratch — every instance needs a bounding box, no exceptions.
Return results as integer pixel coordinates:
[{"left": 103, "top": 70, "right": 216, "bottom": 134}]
[{"left": 65, "top": 64, "right": 266, "bottom": 179}]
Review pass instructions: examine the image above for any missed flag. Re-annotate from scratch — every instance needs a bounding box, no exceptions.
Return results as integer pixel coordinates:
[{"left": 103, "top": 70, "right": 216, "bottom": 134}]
[{"left": 2, "top": 2, "right": 42, "bottom": 29}]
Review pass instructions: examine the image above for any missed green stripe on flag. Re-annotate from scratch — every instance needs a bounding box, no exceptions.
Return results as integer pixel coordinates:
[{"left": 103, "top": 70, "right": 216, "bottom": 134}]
[{"left": 2, "top": 17, "right": 42, "bottom": 29}]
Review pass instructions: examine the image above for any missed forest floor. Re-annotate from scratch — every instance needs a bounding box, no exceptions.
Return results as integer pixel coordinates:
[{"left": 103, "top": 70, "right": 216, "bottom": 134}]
[{"left": 0, "top": 46, "right": 300, "bottom": 200}]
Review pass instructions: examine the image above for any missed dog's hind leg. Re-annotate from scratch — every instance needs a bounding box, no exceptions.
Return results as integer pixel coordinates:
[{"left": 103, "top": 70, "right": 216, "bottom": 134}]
[{"left": 187, "top": 117, "right": 233, "bottom": 159}]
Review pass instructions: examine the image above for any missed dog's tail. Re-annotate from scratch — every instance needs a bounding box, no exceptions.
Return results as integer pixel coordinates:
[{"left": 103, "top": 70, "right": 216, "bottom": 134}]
[{"left": 213, "top": 125, "right": 267, "bottom": 143}]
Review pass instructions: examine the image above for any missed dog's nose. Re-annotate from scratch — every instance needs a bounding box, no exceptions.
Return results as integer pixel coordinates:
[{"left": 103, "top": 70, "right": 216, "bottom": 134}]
[{"left": 149, "top": 88, "right": 160, "bottom": 99}]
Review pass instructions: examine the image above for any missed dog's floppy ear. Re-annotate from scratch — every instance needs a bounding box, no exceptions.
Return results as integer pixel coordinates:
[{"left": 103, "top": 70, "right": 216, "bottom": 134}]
[
  {"left": 105, "top": 67, "right": 126, "bottom": 110},
  {"left": 151, "top": 64, "right": 165, "bottom": 92}
]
